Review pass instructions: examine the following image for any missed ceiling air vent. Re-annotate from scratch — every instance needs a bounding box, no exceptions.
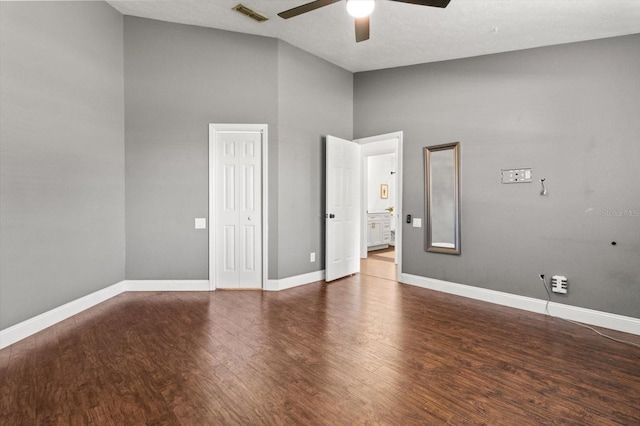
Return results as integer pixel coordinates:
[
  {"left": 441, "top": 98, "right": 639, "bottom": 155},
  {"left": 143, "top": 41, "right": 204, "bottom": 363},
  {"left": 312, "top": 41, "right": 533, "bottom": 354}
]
[{"left": 232, "top": 4, "right": 269, "bottom": 23}]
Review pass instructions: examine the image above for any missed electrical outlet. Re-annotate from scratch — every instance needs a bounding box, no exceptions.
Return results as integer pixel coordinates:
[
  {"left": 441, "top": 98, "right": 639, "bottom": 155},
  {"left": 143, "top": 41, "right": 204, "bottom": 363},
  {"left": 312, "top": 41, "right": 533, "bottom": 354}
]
[
  {"left": 551, "top": 275, "right": 568, "bottom": 294},
  {"left": 501, "top": 168, "right": 532, "bottom": 183},
  {"left": 310, "top": 252, "right": 316, "bottom": 262}
]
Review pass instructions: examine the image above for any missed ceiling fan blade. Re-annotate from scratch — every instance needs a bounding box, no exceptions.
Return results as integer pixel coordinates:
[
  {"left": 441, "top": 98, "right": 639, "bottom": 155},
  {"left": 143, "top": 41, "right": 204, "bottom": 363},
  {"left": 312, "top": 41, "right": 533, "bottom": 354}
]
[
  {"left": 355, "top": 16, "right": 370, "bottom": 43},
  {"left": 389, "top": 0, "right": 451, "bottom": 8},
  {"left": 278, "top": 0, "right": 343, "bottom": 19}
]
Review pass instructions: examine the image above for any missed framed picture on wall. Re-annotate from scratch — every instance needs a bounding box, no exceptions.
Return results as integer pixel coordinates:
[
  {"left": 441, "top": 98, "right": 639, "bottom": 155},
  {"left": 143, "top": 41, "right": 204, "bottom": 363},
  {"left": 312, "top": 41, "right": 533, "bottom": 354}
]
[{"left": 380, "top": 184, "right": 389, "bottom": 199}]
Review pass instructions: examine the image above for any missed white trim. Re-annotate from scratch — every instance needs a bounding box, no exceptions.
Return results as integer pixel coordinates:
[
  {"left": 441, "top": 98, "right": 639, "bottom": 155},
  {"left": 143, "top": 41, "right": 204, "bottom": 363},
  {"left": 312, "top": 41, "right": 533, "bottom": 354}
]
[
  {"left": 354, "top": 131, "right": 403, "bottom": 280},
  {"left": 264, "top": 279, "right": 279, "bottom": 292},
  {"left": 125, "top": 280, "right": 210, "bottom": 292},
  {"left": 209, "top": 124, "right": 269, "bottom": 291},
  {"left": 0, "top": 280, "right": 214, "bottom": 349},
  {"left": 400, "top": 273, "right": 640, "bottom": 336},
  {"left": 209, "top": 124, "right": 215, "bottom": 290},
  {"left": 0, "top": 281, "right": 126, "bottom": 349},
  {"left": 265, "top": 270, "right": 326, "bottom": 292},
  {"left": 4, "top": 274, "right": 637, "bottom": 349}
]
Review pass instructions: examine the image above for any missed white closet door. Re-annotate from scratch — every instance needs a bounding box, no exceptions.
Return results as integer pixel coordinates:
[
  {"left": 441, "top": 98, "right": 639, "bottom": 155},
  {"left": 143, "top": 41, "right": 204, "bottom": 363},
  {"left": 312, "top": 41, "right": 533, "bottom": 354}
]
[{"left": 215, "top": 131, "right": 262, "bottom": 289}]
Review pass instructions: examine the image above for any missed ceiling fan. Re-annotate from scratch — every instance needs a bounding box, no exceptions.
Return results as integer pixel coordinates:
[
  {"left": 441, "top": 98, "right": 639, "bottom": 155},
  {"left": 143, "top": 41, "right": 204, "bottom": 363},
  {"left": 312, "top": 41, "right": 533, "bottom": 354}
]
[{"left": 278, "top": 0, "right": 451, "bottom": 43}]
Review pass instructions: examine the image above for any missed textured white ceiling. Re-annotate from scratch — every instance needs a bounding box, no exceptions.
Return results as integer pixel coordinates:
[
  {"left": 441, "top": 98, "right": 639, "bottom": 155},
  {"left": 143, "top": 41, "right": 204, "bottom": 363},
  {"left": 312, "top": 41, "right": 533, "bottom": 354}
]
[{"left": 107, "top": 0, "right": 640, "bottom": 72}]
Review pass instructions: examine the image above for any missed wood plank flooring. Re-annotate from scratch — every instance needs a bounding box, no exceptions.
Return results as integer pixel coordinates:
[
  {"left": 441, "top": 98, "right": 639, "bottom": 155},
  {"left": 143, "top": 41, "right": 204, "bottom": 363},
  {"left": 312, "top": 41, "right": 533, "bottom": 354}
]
[{"left": 1, "top": 257, "right": 639, "bottom": 425}]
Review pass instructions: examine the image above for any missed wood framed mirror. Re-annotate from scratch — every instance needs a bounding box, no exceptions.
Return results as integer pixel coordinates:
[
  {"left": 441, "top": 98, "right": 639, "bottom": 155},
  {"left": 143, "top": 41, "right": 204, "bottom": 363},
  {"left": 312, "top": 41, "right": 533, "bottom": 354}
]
[{"left": 424, "top": 142, "right": 460, "bottom": 255}]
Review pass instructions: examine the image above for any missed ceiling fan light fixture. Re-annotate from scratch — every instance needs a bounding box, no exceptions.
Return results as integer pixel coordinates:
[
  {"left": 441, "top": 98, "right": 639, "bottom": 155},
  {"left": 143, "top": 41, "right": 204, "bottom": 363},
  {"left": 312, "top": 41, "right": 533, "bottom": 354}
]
[{"left": 346, "top": 0, "right": 375, "bottom": 18}]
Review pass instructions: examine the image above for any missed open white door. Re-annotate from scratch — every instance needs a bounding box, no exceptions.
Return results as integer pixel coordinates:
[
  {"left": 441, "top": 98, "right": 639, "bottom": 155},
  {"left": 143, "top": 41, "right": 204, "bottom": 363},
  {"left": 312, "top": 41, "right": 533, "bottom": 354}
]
[{"left": 325, "top": 135, "right": 361, "bottom": 282}]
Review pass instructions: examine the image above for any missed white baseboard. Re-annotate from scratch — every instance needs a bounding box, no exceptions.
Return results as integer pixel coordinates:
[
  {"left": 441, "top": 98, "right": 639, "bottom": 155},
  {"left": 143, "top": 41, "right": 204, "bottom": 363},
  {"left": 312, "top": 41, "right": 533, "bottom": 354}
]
[
  {"left": 0, "top": 279, "right": 211, "bottom": 350},
  {"left": 4, "top": 273, "right": 637, "bottom": 350},
  {"left": 400, "top": 273, "right": 640, "bottom": 336},
  {"left": 265, "top": 270, "right": 325, "bottom": 291},
  {"left": 0, "top": 281, "right": 127, "bottom": 350},
  {"left": 124, "top": 280, "right": 210, "bottom": 292},
  {"left": 2, "top": 274, "right": 320, "bottom": 349}
]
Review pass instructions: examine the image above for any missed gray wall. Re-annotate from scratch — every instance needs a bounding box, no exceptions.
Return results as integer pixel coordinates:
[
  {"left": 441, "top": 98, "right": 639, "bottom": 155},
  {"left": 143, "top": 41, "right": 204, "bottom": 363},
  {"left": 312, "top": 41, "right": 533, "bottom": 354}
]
[
  {"left": 123, "top": 17, "right": 278, "bottom": 279},
  {"left": 277, "top": 41, "right": 353, "bottom": 278},
  {"left": 354, "top": 34, "right": 640, "bottom": 318},
  {"left": 0, "top": 2, "right": 125, "bottom": 329},
  {"left": 4, "top": 2, "right": 637, "bottom": 329},
  {"left": 123, "top": 20, "right": 352, "bottom": 281}
]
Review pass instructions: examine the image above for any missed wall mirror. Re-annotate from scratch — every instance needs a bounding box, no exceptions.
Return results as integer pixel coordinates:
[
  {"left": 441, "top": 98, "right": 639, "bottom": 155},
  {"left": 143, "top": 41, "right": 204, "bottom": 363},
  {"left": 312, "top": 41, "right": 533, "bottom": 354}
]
[{"left": 424, "top": 142, "right": 460, "bottom": 255}]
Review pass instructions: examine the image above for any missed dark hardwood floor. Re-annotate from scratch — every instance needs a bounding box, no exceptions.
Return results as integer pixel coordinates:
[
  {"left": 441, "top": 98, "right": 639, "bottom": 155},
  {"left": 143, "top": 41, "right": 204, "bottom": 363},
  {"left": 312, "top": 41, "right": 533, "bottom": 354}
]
[{"left": 1, "top": 257, "right": 639, "bottom": 425}]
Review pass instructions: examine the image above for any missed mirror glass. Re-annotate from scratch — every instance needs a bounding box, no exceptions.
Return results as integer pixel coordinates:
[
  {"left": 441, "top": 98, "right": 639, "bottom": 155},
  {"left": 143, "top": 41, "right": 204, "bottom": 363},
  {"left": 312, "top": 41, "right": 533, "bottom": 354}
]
[{"left": 424, "top": 142, "right": 460, "bottom": 254}]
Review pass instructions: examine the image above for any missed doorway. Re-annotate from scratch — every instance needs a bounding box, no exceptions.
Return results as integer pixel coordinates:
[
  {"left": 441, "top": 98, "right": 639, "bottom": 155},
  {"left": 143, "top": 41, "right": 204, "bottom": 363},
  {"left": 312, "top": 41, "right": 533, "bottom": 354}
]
[
  {"left": 209, "top": 124, "right": 268, "bottom": 290},
  {"left": 356, "top": 132, "right": 403, "bottom": 281}
]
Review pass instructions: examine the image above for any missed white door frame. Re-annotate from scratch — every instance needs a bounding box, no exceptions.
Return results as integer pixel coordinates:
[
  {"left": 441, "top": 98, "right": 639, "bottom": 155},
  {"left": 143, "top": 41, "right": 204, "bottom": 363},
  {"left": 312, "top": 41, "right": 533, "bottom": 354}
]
[
  {"left": 355, "top": 131, "right": 403, "bottom": 280},
  {"left": 209, "top": 124, "right": 268, "bottom": 291}
]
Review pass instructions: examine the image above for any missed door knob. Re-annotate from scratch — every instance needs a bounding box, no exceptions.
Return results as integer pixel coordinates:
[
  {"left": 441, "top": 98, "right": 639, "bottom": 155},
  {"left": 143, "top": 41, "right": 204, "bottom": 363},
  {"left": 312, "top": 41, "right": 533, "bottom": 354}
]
[{"left": 328, "top": 213, "right": 335, "bottom": 219}]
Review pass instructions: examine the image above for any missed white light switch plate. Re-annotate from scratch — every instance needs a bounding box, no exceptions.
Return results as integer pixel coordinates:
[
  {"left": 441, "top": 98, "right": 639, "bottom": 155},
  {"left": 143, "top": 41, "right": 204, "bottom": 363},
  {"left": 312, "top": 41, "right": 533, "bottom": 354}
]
[
  {"left": 412, "top": 218, "right": 422, "bottom": 228},
  {"left": 195, "top": 218, "right": 207, "bottom": 229}
]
